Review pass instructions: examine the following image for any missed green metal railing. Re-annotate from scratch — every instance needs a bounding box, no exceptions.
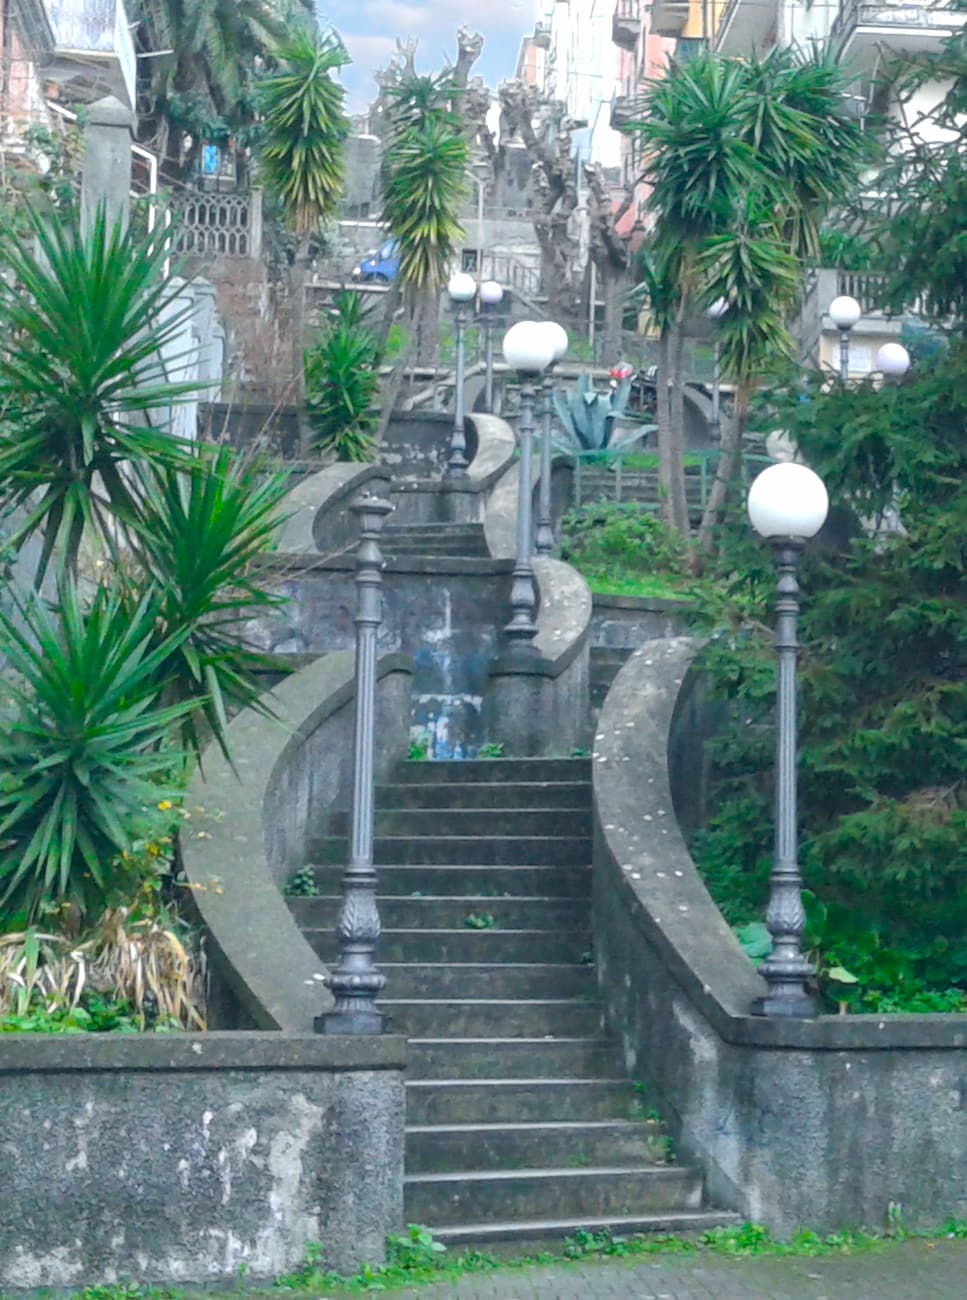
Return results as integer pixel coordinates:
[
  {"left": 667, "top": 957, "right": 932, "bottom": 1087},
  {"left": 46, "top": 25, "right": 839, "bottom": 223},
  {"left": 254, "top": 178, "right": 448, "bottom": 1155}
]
[{"left": 570, "top": 447, "right": 772, "bottom": 511}]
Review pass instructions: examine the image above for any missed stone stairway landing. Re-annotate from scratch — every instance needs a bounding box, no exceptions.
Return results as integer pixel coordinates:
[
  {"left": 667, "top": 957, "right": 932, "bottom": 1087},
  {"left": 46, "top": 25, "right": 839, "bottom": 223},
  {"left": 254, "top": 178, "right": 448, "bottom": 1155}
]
[
  {"left": 286, "top": 756, "right": 738, "bottom": 1251},
  {"left": 381, "top": 522, "right": 490, "bottom": 558}
]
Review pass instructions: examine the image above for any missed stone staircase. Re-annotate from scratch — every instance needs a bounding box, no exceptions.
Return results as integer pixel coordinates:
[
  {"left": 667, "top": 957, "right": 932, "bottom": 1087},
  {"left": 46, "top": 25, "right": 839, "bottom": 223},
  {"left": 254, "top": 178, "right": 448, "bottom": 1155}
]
[
  {"left": 590, "top": 647, "right": 633, "bottom": 720},
  {"left": 287, "top": 756, "right": 737, "bottom": 1251},
  {"left": 381, "top": 522, "right": 490, "bottom": 558}
]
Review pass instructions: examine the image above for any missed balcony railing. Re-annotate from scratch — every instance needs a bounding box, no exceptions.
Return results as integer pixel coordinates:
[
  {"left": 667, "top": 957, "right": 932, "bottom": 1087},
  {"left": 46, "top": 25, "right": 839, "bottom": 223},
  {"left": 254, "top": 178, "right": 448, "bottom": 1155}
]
[
  {"left": 43, "top": 0, "right": 136, "bottom": 107},
  {"left": 612, "top": 0, "right": 642, "bottom": 51},
  {"left": 830, "top": 0, "right": 966, "bottom": 52}
]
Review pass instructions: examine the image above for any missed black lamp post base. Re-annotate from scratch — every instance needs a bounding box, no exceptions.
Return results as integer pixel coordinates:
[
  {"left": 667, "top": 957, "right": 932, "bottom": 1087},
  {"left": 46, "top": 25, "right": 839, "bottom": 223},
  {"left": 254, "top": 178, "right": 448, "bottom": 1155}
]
[
  {"left": 316, "top": 1006, "right": 385, "bottom": 1035},
  {"left": 750, "top": 991, "right": 817, "bottom": 1019}
]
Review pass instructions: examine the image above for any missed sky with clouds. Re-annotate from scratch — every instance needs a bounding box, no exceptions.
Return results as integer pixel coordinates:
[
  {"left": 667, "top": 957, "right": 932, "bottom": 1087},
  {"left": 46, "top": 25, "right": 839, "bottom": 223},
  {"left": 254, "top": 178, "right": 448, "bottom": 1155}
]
[{"left": 320, "top": 1, "right": 541, "bottom": 114}]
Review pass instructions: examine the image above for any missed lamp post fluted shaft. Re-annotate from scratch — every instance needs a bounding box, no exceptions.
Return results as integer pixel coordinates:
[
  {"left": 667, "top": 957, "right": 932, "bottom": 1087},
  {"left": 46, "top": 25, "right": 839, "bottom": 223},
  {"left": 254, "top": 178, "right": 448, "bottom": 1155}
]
[
  {"left": 483, "top": 307, "right": 496, "bottom": 414},
  {"left": 505, "top": 378, "right": 539, "bottom": 653},
  {"left": 318, "top": 494, "right": 393, "bottom": 1035},
  {"left": 535, "top": 372, "right": 555, "bottom": 555},
  {"left": 839, "top": 328, "right": 850, "bottom": 384},
  {"left": 752, "top": 539, "right": 817, "bottom": 1018},
  {"left": 446, "top": 302, "right": 469, "bottom": 477}
]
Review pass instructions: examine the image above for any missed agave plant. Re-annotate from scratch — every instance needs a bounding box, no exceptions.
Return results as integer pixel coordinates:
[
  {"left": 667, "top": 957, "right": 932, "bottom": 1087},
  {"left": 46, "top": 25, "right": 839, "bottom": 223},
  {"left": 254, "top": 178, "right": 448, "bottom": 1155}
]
[
  {"left": 552, "top": 373, "right": 654, "bottom": 455},
  {"left": 304, "top": 292, "right": 381, "bottom": 460},
  {"left": 0, "top": 582, "right": 191, "bottom": 923},
  {"left": 128, "top": 445, "right": 292, "bottom": 761},
  {"left": 0, "top": 202, "right": 199, "bottom": 584}
]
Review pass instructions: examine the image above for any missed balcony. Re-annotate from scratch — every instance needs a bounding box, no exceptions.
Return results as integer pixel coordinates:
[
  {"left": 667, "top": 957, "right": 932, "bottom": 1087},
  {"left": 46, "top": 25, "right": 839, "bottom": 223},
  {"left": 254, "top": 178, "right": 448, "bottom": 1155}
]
[
  {"left": 713, "top": 0, "right": 781, "bottom": 54},
  {"left": 610, "top": 93, "right": 640, "bottom": 131},
  {"left": 43, "top": 0, "right": 136, "bottom": 109},
  {"left": 830, "top": 0, "right": 966, "bottom": 76},
  {"left": 649, "top": 0, "right": 691, "bottom": 38},
  {"left": 612, "top": 0, "right": 642, "bottom": 50}
]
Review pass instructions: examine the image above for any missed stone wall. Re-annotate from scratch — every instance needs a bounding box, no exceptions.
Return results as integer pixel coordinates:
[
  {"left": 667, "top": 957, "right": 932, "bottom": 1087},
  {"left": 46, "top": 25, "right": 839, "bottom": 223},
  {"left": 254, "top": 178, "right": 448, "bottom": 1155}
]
[
  {"left": 0, "top": 1034, "right": 404, "bottom": 1288},
  {"left": 591, "top": 639, "right": 967, "bottom": 1236}
]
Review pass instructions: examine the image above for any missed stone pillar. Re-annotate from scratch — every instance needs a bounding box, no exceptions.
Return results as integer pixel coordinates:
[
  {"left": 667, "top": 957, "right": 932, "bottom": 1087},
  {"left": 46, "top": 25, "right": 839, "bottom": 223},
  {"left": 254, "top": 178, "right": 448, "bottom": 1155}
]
[{"left": 80, "top": 96, "right": 134, "bottom": 238}]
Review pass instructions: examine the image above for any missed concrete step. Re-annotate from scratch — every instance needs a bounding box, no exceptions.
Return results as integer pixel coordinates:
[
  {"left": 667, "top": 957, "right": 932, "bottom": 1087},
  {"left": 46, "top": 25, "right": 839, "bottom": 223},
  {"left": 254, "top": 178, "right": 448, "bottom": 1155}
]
[
  {"left": 374, "top": 780, "right": 592, "bottom": 810},
  {"left": 406, "top": 1120, "right": 669, "bottom": 1173},
  {"left": 306, "top": 927, "right": 592, "bottom": 965},
  {"left": 404, "top": 1164, "right": 703, "bottom": 1226},
  {"left": 329, "top": 807, "right": 590, "bottom": 838},
  {"left": 406, "top": 1078, "right": 643, "bottom": 1124},
  {"left": 384, "top": 543, "right": 491, "bottom": 557},
  {"left": 305, "top": 862, "right": 592, "bottom": 898},
  {"left": 379, "top": 999, "right": 604, "bottom": 1039},
  {"left": 395, "top": 758, "right": 591, "bottom": 784},
  {"left": 291, "top": 896, "right": 589, "bottom": 931},
  {"left": 382, "top": 963, "right": 595, "bottom": 999},
  {"left": 309, "top": 835, "right": 592, "bottom": 866},
  {"left": 429, "top": 1209, "right": 743, "bottom": 1255},
  {"left": 407, "top": 1037, "right": 621, "bottom": 1080},
  {"left": 383, "top": 524, "right": 486, "bottom": 540}
]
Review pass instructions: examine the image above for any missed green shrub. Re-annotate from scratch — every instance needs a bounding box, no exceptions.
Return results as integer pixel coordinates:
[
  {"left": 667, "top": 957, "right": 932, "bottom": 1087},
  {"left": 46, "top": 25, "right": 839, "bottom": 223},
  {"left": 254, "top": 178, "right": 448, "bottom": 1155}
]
[{"left": 304, "top": 291, "right": 381, "bottom": 460}]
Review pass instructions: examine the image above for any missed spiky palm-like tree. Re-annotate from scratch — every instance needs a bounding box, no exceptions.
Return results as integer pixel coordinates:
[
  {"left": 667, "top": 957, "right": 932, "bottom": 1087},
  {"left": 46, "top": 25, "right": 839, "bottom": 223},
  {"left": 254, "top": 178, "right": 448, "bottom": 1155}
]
[{"left": 631, "top": 47, "right": 865, "bottom": 548}]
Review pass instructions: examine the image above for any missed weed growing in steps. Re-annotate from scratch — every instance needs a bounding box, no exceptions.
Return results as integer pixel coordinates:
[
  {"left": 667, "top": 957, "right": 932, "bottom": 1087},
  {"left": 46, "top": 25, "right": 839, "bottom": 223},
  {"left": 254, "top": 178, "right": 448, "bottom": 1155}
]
[{"left": 63, "top": 1218, "right": 967, "bottom": 1298}]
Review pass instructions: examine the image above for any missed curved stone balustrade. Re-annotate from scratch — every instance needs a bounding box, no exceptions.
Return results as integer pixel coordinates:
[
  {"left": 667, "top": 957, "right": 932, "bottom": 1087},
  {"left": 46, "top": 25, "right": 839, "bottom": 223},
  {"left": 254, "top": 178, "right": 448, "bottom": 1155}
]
[{"left": 592, "top": 637, "right": 967, "bottom": 1234}]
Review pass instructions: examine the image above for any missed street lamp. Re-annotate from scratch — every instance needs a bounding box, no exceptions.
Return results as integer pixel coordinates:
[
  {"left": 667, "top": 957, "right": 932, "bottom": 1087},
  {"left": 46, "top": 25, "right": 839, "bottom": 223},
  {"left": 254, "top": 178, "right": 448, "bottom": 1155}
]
[
  {"left": 747, "top": 462, "right": 829, "bottom": 1018},
  {"left": 502, "top": 321, "right": 556, "bottom": 655},
  {"left": 446, "top": 270, "right": 477, "bottom": 478},
  {"left": 707, "top": 298, "right": 728, "bottom": 443},
  {"left": 319, "top": 493, "right": 394, "bottom": 1035},
  {"left": 828, "top": 294, "right": 861, "bottom": 383},
  {"left": 535, "top": 321, "right": 569, "bottom": 555},
  {"left": 479, "top": 280, "right": 504, "bottom": 413},
  {"left": 875, "top": 342, "right": 910, "bottom": 377}
]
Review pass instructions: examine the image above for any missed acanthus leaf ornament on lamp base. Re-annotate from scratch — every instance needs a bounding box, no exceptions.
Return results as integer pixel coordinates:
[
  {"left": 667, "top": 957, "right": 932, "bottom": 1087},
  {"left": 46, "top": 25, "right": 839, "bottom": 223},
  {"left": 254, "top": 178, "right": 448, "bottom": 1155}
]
[
  {"left": 746, "top": 462, "right": 829, "bottom": 1018},
  {"left": 535, "top": 321, "right": 569, "bottom": 556},
  {"left": 318, "top": 492, "right": 394, "bottom": 1035},
  {"left": 445, "top": 270, "right": 477, "bottom": 479},
  {"left": 502, "top": 321, "right": 556, "bottom": 656}
]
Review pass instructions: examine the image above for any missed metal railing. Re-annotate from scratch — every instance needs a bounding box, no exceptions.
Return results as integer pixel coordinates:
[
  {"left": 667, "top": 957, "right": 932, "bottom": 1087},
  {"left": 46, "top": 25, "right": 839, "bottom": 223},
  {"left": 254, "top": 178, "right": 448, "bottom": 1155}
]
[
  {"left": 830, "top": 0, "right": 965, "bottom": 49},
  {"left": 571, "top": 447, "right": 771, "bottom": 511}
]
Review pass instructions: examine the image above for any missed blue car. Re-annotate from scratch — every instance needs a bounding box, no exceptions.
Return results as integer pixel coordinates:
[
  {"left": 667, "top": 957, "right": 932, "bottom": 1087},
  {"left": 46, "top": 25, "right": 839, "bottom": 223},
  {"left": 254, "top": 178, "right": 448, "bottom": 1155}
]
[{"left": 352, "top": 238, "right": 400, "bottom": 283}]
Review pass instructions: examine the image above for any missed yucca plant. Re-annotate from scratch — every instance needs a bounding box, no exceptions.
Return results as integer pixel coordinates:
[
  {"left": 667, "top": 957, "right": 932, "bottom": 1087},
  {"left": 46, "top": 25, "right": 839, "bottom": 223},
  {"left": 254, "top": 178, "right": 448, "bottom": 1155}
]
[
  {"left": 128, "top": 445, "right": 292, "bottom": 760},
  {"left": 0, "top": 202, "right": 199, "bottom": 584},
  {"left": 0, "top": 583, "right": 191, "bottom": 923},
  {"left": 304, "top": 292, "right": 381, "bottom": 460},
  {"left": 381, "top": 118, "right": 468, "bottom": 293}
]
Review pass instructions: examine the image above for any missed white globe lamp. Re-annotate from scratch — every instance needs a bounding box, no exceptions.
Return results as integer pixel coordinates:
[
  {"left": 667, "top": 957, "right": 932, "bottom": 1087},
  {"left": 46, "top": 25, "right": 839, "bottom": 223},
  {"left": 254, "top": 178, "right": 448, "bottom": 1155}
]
[
  {"left": 747, "top": 463, "right": 829, "bottom": 541},
  {"left": 503, "top": 320, "right": 556, "bottom": 373},
  {"left": 447, "top": 271, "right": 477, "bottom": 303},
  {"left": 707, "top": 298, "right": 729, "bottom": 320},
  {"left": 828, "top": 295, "right": 861, "bottom": 330},
  {"left": 875, "top": 342, "right": 910, "bottom": 377},
  {"left": 479, "top": 280, "right": 503, "bottom": 307},
  {"left": 540, "top": 321, "right": 569, "bottom": 365}
]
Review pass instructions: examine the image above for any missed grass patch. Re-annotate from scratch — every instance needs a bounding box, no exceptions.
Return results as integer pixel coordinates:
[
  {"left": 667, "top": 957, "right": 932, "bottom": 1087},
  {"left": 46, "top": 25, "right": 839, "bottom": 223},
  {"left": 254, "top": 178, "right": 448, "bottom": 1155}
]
[{"left": 583, "top": 570, "right": 693, "bottom": 601}]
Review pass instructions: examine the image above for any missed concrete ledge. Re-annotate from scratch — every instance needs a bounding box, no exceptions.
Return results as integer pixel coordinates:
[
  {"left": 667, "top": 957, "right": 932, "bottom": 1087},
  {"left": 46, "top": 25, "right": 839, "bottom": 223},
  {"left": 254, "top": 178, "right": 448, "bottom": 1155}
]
[
  {"left": 592, "top": 637, "right": 967, "bottom": 1233},
  {"left": 466, "top": 412, "right": 516, "bottom": 490},
  {"left": 184, "top": 651, "right": 413, "bottom": 1031},
  {"left": 275, "top": 463, "right": 392, "bottom": 556}
]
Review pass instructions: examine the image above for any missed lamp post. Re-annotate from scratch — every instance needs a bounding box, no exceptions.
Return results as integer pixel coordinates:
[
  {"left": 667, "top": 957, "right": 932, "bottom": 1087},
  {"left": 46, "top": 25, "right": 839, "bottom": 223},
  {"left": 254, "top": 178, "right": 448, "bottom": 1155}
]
[
  {"left": 875, "top": 341, "right": 910, "bottom": 379},
  {"left": 479, "top": 280, "right": 504, "bottom": 414},
  {"left": 502, "top": 321, "right": 556, "bottom": 655},
  {"left": 535, "top": 321, "right": 569, "bottom": 555},
  {"left": 746, "top": 462, "right": 829, "bottom": 1018},
  {"left": 829, "top": 294, "right": 861, "bottom": 383},
  {"left": 319, "top": 493, "right": 394, "bottom": 1035},
  {"left": 706, "top": 297, "right": 728, "bottom": 443},
  {"left": 446, "top": 270, "right": 477, "bottom": 478}
]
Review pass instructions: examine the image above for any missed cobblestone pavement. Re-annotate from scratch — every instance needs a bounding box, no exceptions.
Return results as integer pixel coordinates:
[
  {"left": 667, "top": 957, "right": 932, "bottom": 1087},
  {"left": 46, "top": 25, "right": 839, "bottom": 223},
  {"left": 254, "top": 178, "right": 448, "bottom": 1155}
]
[{"left": 379, "top": 1240, "right": 966, "bottom": 1300}]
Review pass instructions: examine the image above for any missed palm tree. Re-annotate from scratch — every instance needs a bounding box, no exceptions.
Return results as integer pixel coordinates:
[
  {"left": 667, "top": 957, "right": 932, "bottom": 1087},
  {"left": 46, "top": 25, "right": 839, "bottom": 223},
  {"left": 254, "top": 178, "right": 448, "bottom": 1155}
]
[
  {"left": 133, "top": 0, "right": 310, "bottom": 181},
  {"left": 631, "top": 48, "right": 865, "bottom": 549},
  {"left": 255, "top": 27, "right": 350, "bottom": 442},
  {"left": 0, "top": 202, "right": 198, "bottom": 584}
]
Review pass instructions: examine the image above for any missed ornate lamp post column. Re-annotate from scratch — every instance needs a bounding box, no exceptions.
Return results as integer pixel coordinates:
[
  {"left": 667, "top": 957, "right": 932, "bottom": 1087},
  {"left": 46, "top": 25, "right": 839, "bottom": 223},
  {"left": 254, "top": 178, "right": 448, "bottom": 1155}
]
[
  {"left": 318, "top": 492, "right": 394, "bottom": 1035},
  {"left": 445, "top": 270, "right": 477, "bottom": 478},
  {"left": 706, "top": 297, "right": 728, "bottom": 443},
  {"left": 829, "top": 294, "right": 861, "bottom": 383},
  {"left": 479, "top": 279, "right": 504, "bottom": 414},
  {"left": 502, "top": 320, "right": 556, "bottom": 656},
  {"left": 747, "top": 462, "right": 829, "bottom": 1018},
  {"left": 535, "top": 321, "right": 569, "bottom": 556}
]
